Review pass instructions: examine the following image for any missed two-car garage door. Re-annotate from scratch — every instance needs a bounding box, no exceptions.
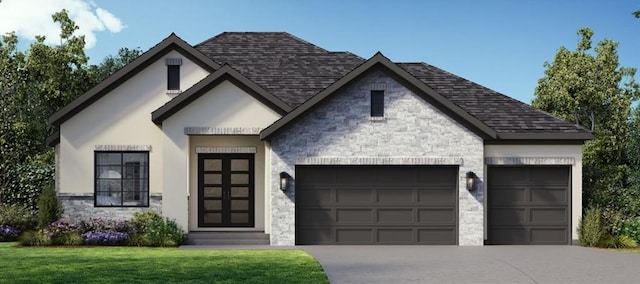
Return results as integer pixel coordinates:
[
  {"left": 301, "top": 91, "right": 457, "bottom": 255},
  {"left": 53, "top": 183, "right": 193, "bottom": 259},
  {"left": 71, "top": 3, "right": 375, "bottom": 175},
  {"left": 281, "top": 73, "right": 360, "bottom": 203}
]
[{"left": 295, "top": 166, "right": 458, "bottom": 245}]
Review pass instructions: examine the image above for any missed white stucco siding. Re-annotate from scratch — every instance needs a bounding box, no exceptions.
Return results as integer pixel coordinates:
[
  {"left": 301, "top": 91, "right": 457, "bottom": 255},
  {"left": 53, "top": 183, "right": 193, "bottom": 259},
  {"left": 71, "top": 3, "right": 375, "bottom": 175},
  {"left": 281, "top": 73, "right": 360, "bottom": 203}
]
[
  {"left": 161, "top": 80, "right": 282, "bottom": 230},
  {"left": 484, "top": 145, "right": 584, "bottom": 241},
  {"left": 58, "top": 50, "right": 210, "bottom": 198}
]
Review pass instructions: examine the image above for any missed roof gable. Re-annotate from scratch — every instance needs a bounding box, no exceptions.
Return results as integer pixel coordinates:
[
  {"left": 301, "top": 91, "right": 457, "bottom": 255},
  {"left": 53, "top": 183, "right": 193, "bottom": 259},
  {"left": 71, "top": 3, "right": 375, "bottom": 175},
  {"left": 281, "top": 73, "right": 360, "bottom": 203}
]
[
  {"left": 152, "top": 64, "right": 291, "bottom": 124},
  {"left": 48, "top": 33, "right": 220, "bottom": 127},
  {"left": 260, "top": 52, "right": 499, "bottom": 140}
]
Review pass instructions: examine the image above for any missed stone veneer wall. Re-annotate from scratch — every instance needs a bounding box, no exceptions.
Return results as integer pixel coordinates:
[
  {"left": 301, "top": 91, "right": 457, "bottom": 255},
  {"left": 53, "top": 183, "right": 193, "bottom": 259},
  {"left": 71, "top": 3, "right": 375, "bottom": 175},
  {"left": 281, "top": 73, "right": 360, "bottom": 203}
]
[
  {"left": 269, "top": 70, "right": 485, "bottom": 246},
  {"left": 59, "top": 193, "right": 162, "bottom": 222}
]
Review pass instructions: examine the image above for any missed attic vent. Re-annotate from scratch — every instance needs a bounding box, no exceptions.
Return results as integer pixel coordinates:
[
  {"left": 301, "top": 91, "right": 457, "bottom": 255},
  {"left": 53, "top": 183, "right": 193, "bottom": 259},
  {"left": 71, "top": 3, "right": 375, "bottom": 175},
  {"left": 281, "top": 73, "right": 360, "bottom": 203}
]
[
  {"left": 370, "top": 82, "right": 386, "bottom": 91},
  {"left": 165, "top": 58, "right": 183, "bottom": 66}
]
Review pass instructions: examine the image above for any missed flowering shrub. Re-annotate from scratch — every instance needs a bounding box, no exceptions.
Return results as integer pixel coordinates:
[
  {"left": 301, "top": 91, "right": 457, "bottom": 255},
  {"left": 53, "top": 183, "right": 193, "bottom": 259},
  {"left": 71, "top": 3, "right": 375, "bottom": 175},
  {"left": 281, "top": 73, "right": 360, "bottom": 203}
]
[
  {"left": 45, "top": 221, "right": 83, "bottom": 245},
  {"left": 0, "top": 225, "right": 20, "bottom": 241},
  {"left": 78, "top": 218, "right": 133, "bottom": 235},
  {"left": 82, "top": 231, "right": 129, "bottom": 245}
]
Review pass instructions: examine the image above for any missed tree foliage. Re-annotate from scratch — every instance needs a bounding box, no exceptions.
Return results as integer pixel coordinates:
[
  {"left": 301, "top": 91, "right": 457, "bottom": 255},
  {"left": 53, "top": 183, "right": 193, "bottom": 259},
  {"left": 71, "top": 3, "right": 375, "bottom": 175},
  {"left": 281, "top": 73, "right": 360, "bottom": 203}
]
[
  {"left": 533, "top": 28, "right": 640, "bottom": 214},
  {"left": 0, "top": 10, "right": 141, "bottom": 208}
]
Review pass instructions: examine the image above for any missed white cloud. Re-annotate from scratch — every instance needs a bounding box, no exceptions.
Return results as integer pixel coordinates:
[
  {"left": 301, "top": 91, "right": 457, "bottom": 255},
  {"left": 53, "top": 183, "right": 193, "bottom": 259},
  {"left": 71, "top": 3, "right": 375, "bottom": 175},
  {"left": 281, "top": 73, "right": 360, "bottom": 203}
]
[{"left": 0, "top": 0, "right": 126, "bottom": 49}]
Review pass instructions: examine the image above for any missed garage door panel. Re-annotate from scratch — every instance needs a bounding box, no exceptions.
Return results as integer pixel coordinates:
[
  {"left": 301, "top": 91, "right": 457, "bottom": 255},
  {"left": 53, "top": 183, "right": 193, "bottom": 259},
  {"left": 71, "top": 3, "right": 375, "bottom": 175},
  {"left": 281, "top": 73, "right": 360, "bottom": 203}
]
[
  {"left": 337, "top": 229, "right": 373, "bottom": 243},
  {"left": 529, "top": 208, "right": 567, "bottom": 224},
  {"left": 530, "top": 228, "right": 568, "bottom": 243},
  {"left": 336, "top": 167, "right": 376, "bottom": 185},
  {"left": 377, "top": 189, "right": 413, "bottom": 203},
  {"left": 378, "top": 167, "right": 417, "bottom": 185},
  {"left": 489, "top": 208, "right": 526, "bottom": 226},
  {"left": 336, "top": 189, "right": 373, "bottom": 203},
  {"left": 530, "top": 187, "right": 567, "bottom": 204},
  {"left": 417, "top": 189, "right": 456, "bottom": 204},
  {"left": 336, "top": 209, "right": 373, "bottom": 224},
  {"left": 297, "top": 209, "right": 333, "bottom": 225},
  {"left": 297, "top": 228, "right": 332, "bottom": 244},
  {"left": 378, "top": 229, "right": 413, "bottom": 243},
  {"left": 296, "top": 168, "right": 334, "bottom": 186},
  {"left": 418, "top": 209, "right": 455, "bottom": 225},
  {"left": 489, "top": 167, "right": 527, "bottom": 186},
  {"left": 418, "top": 228, "right": 456, "bottom": 244},
  {"left": 417, "top": 167, "right": 458, "bottom": 184},
  {"left": 529, "top": 168, "right": 569, "bottom": 185},
  {"left": 490, "top": 228, "right": 527, "bottom": 244},
  {"left": 377, "top": 209, "right": 413, "bottom": 223},
  {"left": 296, "top": 188, "right": 332, "bottom": 206},
  {"left": 296, "top": 166, "right": 457, "bottom": 245},
  {"left": 489, "top": 187, "right": 526, "bottom": 205}
]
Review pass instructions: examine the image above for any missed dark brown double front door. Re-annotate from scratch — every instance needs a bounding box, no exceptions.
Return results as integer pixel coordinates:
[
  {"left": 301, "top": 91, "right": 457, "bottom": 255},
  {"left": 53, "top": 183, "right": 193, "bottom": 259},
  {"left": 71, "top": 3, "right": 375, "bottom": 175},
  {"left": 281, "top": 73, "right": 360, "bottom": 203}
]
[{"left": 198, "top": 153, "right": 254, "bottom": 227}]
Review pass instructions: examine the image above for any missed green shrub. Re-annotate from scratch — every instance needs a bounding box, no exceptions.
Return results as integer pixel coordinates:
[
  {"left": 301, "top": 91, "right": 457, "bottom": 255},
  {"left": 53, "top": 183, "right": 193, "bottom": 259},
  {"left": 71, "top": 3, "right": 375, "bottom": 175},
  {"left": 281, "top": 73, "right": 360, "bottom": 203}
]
[
  {"left": 47, "top": 221, "right": 83, "bottom": 245},
  {"left": 620, "top": 217, "right": 640, "bottom": 242},
  {"left": 144, "top": 217, "right": 185, "bottom": 247},
  {"left": 0, "top": 204, "right": 37, "bottom": 231},
  {"left": 578, "top": 207, "right": 606, "bottom": 247},
  {"left": 601, "top": 208, "right": 627, "bottom": 236},
  {"left": 130, "top": 210, "right": 163, "bottom": 235},
  {"left": 37, "top": 181, "right": 63, "bottom": 228},
  {"left": 18, "top": 229, "right": 52, "bottom": 246}
]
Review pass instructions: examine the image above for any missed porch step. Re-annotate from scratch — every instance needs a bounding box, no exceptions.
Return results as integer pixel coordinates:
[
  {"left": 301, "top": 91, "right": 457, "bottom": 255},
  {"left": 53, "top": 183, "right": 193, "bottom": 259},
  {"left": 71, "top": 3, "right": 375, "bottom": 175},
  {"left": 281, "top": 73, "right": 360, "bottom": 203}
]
[{"left": 184, "top": 231, "right": 270, "bottom": 245}]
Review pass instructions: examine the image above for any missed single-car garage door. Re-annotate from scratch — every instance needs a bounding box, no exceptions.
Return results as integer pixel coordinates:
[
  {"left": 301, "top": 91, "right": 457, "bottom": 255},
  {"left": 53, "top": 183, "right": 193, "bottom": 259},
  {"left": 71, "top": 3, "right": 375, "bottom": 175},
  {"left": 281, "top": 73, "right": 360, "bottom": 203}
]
[
  {"left": 295, "top": 165, "right": 458, "bottom": 245},
  {"left": 487, "top": 166, "right": 570, "bottom": 245}
]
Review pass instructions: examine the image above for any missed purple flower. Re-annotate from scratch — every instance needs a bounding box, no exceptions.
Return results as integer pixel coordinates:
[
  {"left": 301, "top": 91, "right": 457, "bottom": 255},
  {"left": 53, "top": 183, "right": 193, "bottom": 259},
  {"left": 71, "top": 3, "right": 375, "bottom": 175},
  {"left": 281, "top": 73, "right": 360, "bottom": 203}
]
[
  {"left": 0, "top": 225, "right": 20, "bottom": 241},
  {"left": 81, "top": 231, "right": 129, "bottom": 245}
]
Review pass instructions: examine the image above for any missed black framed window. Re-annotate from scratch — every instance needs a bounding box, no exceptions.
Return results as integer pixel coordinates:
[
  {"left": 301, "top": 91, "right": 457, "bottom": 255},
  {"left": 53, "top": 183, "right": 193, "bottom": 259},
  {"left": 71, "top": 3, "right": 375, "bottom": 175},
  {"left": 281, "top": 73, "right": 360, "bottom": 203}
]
[
  {"left": 167, "top": 65, "right": 180, "bottom": 90},
  {"left": 95, "top": 152, "right": 149, "bottom": 207},
  {"left": 371, "top": 90, "right": 384, "bottom": 117}
]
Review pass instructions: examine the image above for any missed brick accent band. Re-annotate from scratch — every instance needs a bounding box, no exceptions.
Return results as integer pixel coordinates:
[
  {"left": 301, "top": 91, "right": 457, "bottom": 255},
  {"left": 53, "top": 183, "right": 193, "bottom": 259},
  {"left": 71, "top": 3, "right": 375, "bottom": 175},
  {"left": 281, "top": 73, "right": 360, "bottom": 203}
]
[
  {"left": 184, "top": 127, "right": 262, "bottom": 135},
  {"left": 296, "top": 157, "right": 463, "bottom": 165},
  {"left": 94, "top": 145, "right": 152, "bottom": 151},
  {"left": 195, "top": 146, "right": 257, "bottom": 154},
  {"left": 484, "top": 157, "right": 575, "bottom": 165}
]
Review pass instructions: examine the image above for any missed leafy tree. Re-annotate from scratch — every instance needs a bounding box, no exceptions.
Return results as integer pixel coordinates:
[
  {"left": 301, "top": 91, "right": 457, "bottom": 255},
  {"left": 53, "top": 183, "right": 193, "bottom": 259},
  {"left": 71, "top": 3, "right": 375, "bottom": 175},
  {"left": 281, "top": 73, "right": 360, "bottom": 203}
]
[
  {"left": 89, "top": 47, "right": 142, "bottom": 84},
  {"left": 0, "top": 9, "right": 140, "bottom": 209},
  {"left": 533, "top": 28, "right": 640, "bottom": 214}
]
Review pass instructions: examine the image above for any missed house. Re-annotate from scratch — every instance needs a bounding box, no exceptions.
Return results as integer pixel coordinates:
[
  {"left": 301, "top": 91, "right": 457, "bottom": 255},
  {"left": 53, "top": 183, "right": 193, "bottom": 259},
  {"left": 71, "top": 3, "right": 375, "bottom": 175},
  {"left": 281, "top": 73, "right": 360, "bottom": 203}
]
[{"left": 47, "top": 32, "right": 593, "bottom": 246}]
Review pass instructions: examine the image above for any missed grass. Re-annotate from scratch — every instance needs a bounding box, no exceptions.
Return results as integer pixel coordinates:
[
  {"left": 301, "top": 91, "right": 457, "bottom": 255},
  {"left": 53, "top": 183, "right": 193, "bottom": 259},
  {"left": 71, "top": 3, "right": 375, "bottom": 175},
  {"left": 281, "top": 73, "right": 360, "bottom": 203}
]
[{"left": 0, "top": 242, "right": 328, "bottom": 283}]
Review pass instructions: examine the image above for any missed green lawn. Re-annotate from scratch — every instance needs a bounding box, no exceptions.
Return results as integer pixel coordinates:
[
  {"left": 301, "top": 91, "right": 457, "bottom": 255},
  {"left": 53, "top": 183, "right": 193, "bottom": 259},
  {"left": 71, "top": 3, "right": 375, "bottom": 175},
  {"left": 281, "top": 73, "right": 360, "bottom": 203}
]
[{"left": 0, "top": 242, "right": 328, "bottom": 283}]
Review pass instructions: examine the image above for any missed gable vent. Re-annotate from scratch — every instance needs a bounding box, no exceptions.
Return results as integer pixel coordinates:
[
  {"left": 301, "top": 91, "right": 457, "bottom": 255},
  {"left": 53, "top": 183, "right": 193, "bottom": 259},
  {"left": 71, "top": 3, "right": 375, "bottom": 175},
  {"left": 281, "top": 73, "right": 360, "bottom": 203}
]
[
  {"left": 370, "top": 82, "right": 386, "bottom": 91},
  {"left": 165, "top": 58, "right": 183, "bottom": 66}
]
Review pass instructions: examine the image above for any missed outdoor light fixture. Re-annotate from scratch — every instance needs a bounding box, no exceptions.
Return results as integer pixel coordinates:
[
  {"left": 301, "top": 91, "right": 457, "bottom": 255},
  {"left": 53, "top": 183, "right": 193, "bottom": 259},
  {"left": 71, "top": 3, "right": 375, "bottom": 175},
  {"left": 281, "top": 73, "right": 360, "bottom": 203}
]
[
  {"left": 280, "top": 172, "right": 289, "bottom": 191},
  {"left": 466, "top": 171, "right": 477, "bottom": 191}
]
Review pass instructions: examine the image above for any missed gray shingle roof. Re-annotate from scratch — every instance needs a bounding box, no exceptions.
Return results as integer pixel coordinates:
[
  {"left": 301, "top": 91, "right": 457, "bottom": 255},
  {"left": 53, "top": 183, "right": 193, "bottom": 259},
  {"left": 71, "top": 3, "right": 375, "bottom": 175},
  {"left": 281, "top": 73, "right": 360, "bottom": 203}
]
[
  {"left": 397, "top": 63, "right": 590, "bottom": 134},
  {"left": 195, "top": 32, "right": 589, "bottom": 136},
  {"left": 195, "top": 32, "right": 363, "bottom": 107}
]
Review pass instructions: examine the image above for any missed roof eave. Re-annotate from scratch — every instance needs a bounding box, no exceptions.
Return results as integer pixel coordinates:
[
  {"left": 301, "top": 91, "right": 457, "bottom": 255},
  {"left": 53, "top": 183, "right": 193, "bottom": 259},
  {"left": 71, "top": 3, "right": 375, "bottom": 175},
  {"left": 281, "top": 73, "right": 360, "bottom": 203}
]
[
  {"left": 48, "top": 33, "right": 220, "bottom": 127},
  {"left": 489, "top": 131, "right": 595, "bottom": 143}
]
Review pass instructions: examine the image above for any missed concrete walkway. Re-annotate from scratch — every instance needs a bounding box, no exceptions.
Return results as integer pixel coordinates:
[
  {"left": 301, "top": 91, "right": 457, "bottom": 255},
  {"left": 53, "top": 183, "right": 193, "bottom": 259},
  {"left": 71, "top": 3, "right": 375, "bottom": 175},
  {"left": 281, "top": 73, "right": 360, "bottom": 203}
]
[{"left": 301, "top": 246, "right": 640, "bottom": 284}]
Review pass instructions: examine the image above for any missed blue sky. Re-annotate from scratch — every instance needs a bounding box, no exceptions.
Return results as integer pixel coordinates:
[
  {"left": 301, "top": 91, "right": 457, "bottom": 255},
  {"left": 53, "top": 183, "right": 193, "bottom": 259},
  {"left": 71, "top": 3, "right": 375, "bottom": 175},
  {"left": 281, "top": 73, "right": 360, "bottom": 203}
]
[{"left": 1, "top": 0, "right": 639, "bottom": 104}]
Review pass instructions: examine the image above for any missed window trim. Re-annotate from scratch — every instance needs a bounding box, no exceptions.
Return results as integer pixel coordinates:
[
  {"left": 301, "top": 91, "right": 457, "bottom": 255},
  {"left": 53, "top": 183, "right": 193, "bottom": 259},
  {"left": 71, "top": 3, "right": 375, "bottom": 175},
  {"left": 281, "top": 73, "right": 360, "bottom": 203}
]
[
  {"left": 94, "top": 151, "right": 150, "bottom": 208},
  {"left": 370, "top": 90, "right": 384, "bottom": 118}
]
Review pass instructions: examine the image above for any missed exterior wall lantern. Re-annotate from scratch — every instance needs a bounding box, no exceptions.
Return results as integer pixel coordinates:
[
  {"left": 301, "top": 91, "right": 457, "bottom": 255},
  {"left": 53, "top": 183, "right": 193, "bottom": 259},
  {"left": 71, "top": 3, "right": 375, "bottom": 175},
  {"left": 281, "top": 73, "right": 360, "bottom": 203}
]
[
  {"left": 280, "top": 172, "right": 290, "bottom": 191},
  {"left": 466, "top": 171, "right": 477, "bottom": 191}
]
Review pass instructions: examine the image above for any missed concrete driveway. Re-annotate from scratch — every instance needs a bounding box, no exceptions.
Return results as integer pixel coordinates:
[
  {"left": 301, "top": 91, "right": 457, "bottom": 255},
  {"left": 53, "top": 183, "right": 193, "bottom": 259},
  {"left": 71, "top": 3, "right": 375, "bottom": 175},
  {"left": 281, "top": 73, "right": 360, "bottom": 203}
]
[{"left": 302, "top": 246, "right": 640, "bottom": 284}]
